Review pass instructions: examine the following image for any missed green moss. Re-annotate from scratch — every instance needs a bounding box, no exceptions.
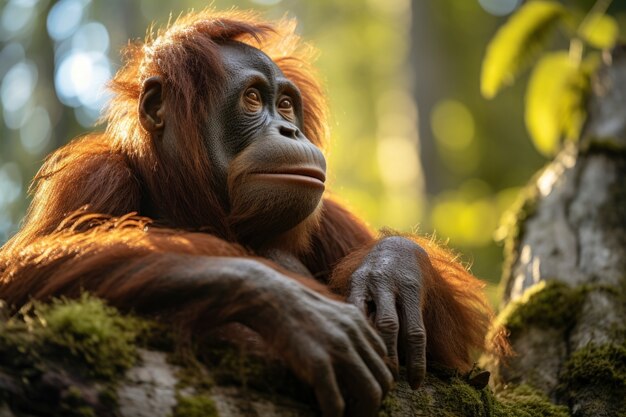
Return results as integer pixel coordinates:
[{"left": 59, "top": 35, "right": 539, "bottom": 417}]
[
  {"left": 494, "top": 282, "right": 624, "bottom": 341},
  {"left": 381, "top": 365, "right": 488, "bottom": 416},
  {"left": 172, "top": 341, "right": 316, "bottom": 416},
  {"left": 36, "top": 293, "right": 146, "bottom": 379},
  {"left": 560, "top": 343, "right": 626, "bottom": 414},
  {"left": 172, "top": 395, "right": 219, "bottom": 417},
  {"left": 494, "top": 281, "right": 584, "bottom": 337},
  {"left": 198, "top": 340, "right": 316, "bottom": 405},
  {"left": 377, "top": 375, "right": 432, "bottom": 416},
  {"left": 377, "top": 392, "right": 403, "bottom": 417},
  {"left": 169, "top": 348, "right": 216, "bottom": 417},
  {"left": 375, "top": 365, "right": 570, "bottom": 416},
  {"left": 563, "top": 344, "right": 626, "bottom": 392},
  {"left": 0, "top": 294, "right": 150, "bottom": 416},
  {"left": 492, "top": 384, "right": 569, "bottom": 417},
  {"left": 174, "top": 357, "right": 214, "bottom": 394},
  {"left": 399, "top": 365, "right": 569, "bottom": 416},
  {"left": 431, "top": 375, "right": 484, "bottom": 416},
  {"left": 0, "top": 294, "right": 146, "bottom": 380}
]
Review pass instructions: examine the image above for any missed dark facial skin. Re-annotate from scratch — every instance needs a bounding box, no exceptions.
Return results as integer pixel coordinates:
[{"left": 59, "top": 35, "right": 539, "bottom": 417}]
[
  {"left": 138, "top": 43, "right": 393, "bottom": 417},
  {"left": 214, "top": 42, "right": 327, "bottom": 245},
  {"left": 139, "top": 42, "right": 326, "bottom": 246}
]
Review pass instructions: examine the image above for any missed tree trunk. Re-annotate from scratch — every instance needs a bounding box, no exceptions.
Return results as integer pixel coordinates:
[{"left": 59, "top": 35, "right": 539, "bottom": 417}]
[{"left": 487, "top": 47, "right": 626, "bottom": 417}]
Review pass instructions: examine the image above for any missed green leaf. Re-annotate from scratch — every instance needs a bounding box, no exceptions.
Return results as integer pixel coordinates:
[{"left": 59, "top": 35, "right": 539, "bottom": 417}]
[
  {"left": 524, "top": 52, "right": 590, "bottom": 156},
  {"left": 579, "top": 13, "right": 619, "bottom": 49},
  {"left": 481, "top": 1, "right": 567, "bottom": 99}
]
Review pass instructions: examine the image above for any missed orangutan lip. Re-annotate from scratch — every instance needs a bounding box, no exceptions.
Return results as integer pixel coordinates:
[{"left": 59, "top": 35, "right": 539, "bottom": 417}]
[
  {"left": 253, "top": 168, "right": 326, "bottom": 187},
  {"left": 274, "top": 167, "right": 326, "bottom": 183}
]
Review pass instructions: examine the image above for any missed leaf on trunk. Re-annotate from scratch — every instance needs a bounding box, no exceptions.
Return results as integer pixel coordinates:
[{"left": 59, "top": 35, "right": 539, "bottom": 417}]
[
  {"left": 524, "top": 52, "right": 591, "bottom": 156},
  {"left": 579, "top": 13, "right": 620, "bottom": 49},
  {"left": 481, "top": 1, "right": 567, "bottom": 99}
]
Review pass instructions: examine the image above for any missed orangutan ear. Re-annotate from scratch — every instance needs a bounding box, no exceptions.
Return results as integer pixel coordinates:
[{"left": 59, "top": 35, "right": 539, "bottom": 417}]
[{"left": 138, "top": 76, "right": 165, "bottom": 134}]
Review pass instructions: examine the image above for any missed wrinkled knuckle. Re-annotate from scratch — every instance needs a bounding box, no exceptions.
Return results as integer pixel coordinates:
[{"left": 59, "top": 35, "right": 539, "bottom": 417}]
[
  {"left": 407, "top": 329, "right": 427, "bottom": 349},
  {"left": 376, "top": 316, "right": 400, "bottom": 334}
]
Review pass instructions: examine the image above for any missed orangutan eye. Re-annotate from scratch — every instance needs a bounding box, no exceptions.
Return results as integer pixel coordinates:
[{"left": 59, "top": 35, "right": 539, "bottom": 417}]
[
  {"left": 245, "top": 89, "right": 261, "bottom": 103},
  {"left": 278, "top": 97, "right": 293, "bottom": 109},
  {"left": 243, "top": 88, "right": 262, "bottom": 112},
  {"left": 278, "top": 96, "right": 295, "bottom": 122}
]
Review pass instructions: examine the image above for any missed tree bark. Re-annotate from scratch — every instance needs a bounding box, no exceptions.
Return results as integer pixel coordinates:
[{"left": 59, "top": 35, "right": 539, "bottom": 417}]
[{"left": 488, "top": 47, "right": 626, "bottom": 417}]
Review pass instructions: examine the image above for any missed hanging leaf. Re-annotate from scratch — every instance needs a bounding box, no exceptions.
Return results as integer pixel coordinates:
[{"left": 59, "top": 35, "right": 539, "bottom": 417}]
[
  {"left": 481, "top": 1, "right": 567, "bottom": 99},
  {"left": 524, "top": 52, "right": 590, "bottom": 156},
  {"left": 579, "top": 13, "right": 619, "bottom": 49},
  {"left": 563, "top": 53, "right": 599, "bottom": 143}
]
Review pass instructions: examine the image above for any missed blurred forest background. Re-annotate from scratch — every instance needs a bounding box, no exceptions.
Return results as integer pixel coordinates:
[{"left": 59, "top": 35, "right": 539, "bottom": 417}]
[{"left": 1, "top": 0, "right": 624, "bottom": 302}]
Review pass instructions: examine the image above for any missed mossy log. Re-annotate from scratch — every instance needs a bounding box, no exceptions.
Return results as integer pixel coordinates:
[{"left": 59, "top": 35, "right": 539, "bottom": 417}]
[
  {"left": 487, "top": 48, "right": 626, "bottom": 417},
  {"left": 0, "top": 296, "right": 567, "bottom": 417}
]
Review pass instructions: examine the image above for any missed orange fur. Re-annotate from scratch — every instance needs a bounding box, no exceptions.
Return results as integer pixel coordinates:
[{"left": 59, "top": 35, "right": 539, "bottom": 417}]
[
  {"left": 0, "top": 9, "right": 506, "bottom": 374},
  {"left": 1, "top": 213, "right": 333, "bottom": 312}
]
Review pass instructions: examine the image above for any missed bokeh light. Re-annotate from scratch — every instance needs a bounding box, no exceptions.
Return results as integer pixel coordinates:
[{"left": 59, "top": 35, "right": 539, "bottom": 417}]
[
  {"left": 478, "top": 0, "right": 522, "bottom": 16},
  {"left": 47, "top": 0, "right": 87, "bottom": 41},
  {"left": 431, "top": 100, "right": 480, "bottom": 175},
  {"left": 1, "top": 60, "right": 38, "bottom": 130},
  {"left": 72, "top": 21, "right": 110, "bottom": 53},
  {"left": 431, "top": 100, "right": 475, "bottom": 151},
  {"left": 1, "top": 61, "right": 37, "bottom": 113},
  {"left": 431, "top": 179, "right": 499, "bottom": 247},
  {"left": 377, "top": 137, "right": 420, "bottom": 187},
  {"left": 1, "top": 0, "right": 37, "bottom": 35},
  {"left": 55, "top": 51, "right": 111, "bottom": 108},
  {"left": 48, "top": 1, "right": 113, "bottom": 127}
]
